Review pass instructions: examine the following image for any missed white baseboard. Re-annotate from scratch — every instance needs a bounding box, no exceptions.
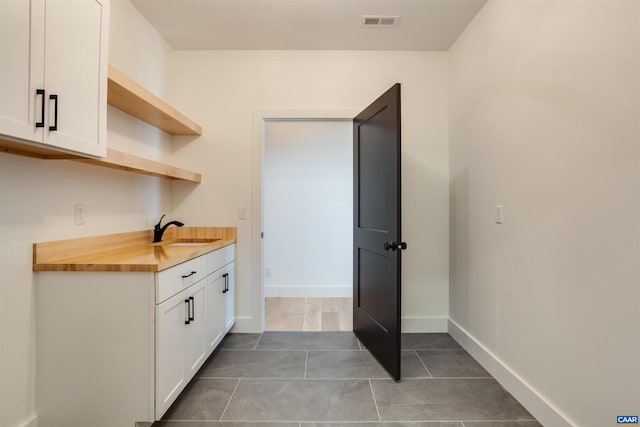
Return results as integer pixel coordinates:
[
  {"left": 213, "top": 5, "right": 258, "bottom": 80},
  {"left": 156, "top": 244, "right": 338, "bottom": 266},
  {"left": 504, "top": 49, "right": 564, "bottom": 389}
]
[
  {"left": 18, "top": 414, "right": 37, "bottom": 427},
  {"left": 448, "top": 319, "right": 576, "bottom": 427},
  {"left": 264, "top": 286, "right": 352, "bottom": 298},
  {"left": 402, "top": 316, "right": 448, "bottom": 332}
]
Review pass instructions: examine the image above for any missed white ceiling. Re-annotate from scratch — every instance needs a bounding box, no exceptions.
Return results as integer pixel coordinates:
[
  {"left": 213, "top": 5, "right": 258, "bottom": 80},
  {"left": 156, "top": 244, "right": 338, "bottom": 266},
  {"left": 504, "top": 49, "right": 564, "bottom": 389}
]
[{"left": 130, "top": 0, "right": 487, "bottom": 51}]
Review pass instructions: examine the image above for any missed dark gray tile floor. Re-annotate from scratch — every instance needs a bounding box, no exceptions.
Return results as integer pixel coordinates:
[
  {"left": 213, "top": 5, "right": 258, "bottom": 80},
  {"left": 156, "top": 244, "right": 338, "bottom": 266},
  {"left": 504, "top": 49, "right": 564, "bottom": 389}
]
[{"left": 154, "top": 332, "right": 541, "bottom": 427}]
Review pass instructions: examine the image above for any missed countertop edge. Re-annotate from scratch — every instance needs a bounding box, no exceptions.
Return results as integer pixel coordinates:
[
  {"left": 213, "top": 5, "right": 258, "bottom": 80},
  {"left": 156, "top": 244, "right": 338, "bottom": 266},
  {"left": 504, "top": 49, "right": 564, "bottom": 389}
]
[{"left": 33, "top": 229, "right": 237, "bottom": 273}]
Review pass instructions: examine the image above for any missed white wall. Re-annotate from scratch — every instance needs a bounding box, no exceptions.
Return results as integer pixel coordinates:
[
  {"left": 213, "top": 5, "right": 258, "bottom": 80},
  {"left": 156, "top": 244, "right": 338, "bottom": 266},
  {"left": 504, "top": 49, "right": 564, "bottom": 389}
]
[
  {"left": 263, "top": 120, "right": 352, "bottom": 298},
  {"left": 170, "top": 51, "right": 450, "bottom": 333},
  {"left": 0, "top": 1, "right": 175, "bottom": 426},
  {"left": 449, "top": 1, "right": 640, "bottom": 426}
]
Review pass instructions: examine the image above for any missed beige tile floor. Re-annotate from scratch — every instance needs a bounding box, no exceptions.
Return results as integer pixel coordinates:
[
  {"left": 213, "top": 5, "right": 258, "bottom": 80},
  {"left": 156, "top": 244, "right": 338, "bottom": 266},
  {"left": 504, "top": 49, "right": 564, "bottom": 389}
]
[{"left": 265, "top": 297, "right": 353, "bottom": 331}]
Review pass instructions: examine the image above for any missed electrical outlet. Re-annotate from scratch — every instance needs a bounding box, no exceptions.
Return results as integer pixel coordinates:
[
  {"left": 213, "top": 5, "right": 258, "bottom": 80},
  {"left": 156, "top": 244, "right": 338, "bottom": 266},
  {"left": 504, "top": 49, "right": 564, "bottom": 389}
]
[
  {"left": 74, "top": 204, "right": 86, "bottom": 225},
  {"left": 265, "top": 267, "right": 271, "bottom": 277},
  {"left": 495, "top": 204, "right": 504, "bottom": 224}
]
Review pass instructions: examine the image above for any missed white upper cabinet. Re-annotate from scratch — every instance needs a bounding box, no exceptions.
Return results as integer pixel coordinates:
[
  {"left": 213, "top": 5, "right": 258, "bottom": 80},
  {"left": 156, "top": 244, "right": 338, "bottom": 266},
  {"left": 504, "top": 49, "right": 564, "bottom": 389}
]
[
  {"left": 0, "top": 0, "right": 109, "bottom": 158},
  {"left": 0, "top": 0, "right": 44, "bottom": 143}
]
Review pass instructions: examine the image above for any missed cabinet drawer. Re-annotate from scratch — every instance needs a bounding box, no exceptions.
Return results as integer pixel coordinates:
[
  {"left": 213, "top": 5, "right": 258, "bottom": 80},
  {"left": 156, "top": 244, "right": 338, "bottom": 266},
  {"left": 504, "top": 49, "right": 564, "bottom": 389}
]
[
  {"left": 207, "top": 244, "right": 235, "bottom": 274},
  {"left": 156, "top": 255, "right": 207, "bottom": 304}
]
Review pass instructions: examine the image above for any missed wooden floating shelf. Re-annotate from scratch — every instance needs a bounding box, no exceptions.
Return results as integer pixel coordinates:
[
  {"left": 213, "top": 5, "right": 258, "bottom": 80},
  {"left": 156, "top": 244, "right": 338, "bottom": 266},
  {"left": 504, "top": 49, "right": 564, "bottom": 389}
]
[
  {"left": 1, "top": 66, "right": 204, "bottom": 183},
  {"left": 0, "top": 139, "right": 201, "bottom": 183},
  {"left": 68, "top": 148, "right": 202, "bottom": 183},
  {"left": 107, "top": 65, "right": 203, "bottom": 136}
]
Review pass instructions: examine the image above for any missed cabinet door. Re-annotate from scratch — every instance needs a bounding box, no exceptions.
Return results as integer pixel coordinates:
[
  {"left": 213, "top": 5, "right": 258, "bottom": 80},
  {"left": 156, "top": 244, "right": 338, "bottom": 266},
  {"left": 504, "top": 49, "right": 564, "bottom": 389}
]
[
  {"left": 155, "top": 291, "right": 188, "bottom": 419},
  {"left": 184, "top": 280, "right": 207, "bottom": 379},
  {"left": 223, "top": 262, "right": 236, "bottom": 333},
  {"left": 0, "top": 0, "right": 44, "bottom": 143},
  {"left": 43, "top": 0, "right": 108, "bottom": 157},
  {"left": 206, "top": 272, "right": 225, "bottom": 356}
]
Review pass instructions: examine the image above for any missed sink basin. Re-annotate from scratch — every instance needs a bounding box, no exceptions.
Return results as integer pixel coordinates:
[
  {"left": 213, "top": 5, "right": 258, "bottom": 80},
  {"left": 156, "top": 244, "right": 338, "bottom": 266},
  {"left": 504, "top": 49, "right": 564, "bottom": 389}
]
[
  {"left": 161, "top": 238, "right": 220, "bottom": 247},
  {"left": 165, "top": 242, "right": 213, "bottom": 247}
]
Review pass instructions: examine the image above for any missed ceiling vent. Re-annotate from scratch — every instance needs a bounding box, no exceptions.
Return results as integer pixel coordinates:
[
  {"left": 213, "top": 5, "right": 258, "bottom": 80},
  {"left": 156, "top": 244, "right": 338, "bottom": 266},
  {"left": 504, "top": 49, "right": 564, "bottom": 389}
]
[{"left": 362, "top": 15, "right": 400, "bottom": 28}]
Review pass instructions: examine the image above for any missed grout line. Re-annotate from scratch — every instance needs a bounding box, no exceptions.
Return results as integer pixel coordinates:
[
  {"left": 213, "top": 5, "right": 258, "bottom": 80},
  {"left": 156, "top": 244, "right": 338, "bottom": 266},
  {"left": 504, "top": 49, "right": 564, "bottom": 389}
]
[
  {"left": 459, "top": 421, "right": 538, "bottom": 424},
  {"left": 368, "top": 378, "right": 382, "bottom": 422},
  {"left": 197, "top": 377, "right": 394, "bottom": 381},
  {"left": 218, "top": 378, "right": 241, "bottom": 420},
  {"left": 161, "top": 420, "right": 534, "bottom": 424},
  {"left": 218, "top": 348, "right": 361, "bottom": 352},
  {"left": 196, "top": 375, "right": 493, "bottom": 381},
  {"left": 431, "top": 376, "right": 493, "bottom": 379},
  {"left": 415, "top": 350, "right": 434, "bottom": 378},
  {"left": 304, "top": 350, "right": 309, "bottom": 378},
  {"left": 253, "top": 333, "right": 262, "bottom": 350}
]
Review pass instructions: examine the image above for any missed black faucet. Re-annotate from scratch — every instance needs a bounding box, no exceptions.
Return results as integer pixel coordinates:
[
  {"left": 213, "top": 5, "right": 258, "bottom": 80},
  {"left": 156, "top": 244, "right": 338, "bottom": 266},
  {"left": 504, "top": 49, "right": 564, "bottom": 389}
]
[{"left": 153, "top": 214, "right": 184, "bottom": 243}]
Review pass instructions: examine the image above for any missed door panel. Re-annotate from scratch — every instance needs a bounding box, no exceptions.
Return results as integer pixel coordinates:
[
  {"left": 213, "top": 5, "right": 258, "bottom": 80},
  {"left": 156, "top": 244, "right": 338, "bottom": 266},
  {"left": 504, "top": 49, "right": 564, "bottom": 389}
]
[
  {"left": 353, "top": 83, "right": 403, "bottom": 380},
  {"left": 206, "top": 272, "right": 225, "bottom": 355},
  {"left": 358, "top": 249, "right": 394, "bottom": 328},
  {"left": 43, "top": 0, "right": 106, "bottom": 156},
  {"left": 185, "top": 282, "right": 207, "bottom": 377},
  {"left": 155, "top": 291, "right": 187, "bottom": 419},
  {"left": 224, "top": 262, "right": 236, "bottom": 332},
  {"left": 0, "top": 0, "right": 44, "bottom": 142}
]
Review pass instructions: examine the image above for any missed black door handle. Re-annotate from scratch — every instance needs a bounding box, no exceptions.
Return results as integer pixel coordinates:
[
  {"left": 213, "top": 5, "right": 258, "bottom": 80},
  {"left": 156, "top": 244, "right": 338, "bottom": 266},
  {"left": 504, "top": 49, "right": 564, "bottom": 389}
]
[
  {"left": 222, "top": 273, "right": 228, "bottom": 293},
  {"left": 384, "top": 241, "right": 407, "bottom": 251},
  {"left": 35, "top": 89, "right": 45, "bottom": 128},
  {"left": 184, "top": 299, "right": 191, "bottom": 324},
  {"left": 49, "top": 94, "right": 58, "bottom": 131},
  {"left": 189, "top": 296, "right": 195, "bottom": 321}
]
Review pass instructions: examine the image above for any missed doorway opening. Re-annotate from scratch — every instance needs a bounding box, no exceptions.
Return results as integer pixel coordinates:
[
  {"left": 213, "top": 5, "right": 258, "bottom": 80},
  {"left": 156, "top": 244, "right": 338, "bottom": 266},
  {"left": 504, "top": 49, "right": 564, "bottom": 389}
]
[{"left": 262, "top": 119, "right": 353, "bottom": 331}]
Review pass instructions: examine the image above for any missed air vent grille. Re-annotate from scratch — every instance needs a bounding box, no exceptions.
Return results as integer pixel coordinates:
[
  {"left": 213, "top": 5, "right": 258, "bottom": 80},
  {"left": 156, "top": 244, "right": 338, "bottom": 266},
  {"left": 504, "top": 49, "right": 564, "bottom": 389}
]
[{"left": 362, "top": 15, "right": 400, "bottom": 28}]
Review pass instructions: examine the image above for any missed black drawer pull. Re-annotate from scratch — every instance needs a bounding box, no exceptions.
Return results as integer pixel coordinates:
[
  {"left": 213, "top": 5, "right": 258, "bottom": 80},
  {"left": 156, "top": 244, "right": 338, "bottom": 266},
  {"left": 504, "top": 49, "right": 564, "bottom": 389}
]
[{"left": 182, "top": 271, "right": 197, "bottom": 279}]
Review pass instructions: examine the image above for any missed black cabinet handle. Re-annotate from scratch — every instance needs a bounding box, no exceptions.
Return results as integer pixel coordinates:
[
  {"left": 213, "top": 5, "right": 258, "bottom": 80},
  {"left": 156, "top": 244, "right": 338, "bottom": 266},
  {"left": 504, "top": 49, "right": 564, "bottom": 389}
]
[
  {"left": 184, "top": 299, "right": 190, "bottom": 324},
  {"left": 181, "top": 271, "right": 197, "bottom": 279},
  {"left": 189, "top": 296, "right": 195, "bottom": 321},
  {"left": 49, "top": 94, "right": 58, "bottom": 131},
  {"left": 35, "top": 89, "right": 45, "bottom": 128},
  {"left": 222, "top": 273, "right": 229, "bottom": 293}
]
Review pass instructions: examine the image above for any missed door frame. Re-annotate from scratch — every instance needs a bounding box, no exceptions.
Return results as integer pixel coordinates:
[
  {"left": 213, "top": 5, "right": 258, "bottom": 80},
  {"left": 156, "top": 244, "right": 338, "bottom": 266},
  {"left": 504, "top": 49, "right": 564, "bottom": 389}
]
[{"left": 248, "top": 109, "right": 360, "bottom": 332}]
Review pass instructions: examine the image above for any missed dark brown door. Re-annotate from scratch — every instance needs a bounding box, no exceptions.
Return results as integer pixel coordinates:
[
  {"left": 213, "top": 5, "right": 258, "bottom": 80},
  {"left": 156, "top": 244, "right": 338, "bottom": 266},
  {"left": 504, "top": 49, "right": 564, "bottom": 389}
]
[{"left": 353, "top": 83, "right": 405, "bottom": 381}]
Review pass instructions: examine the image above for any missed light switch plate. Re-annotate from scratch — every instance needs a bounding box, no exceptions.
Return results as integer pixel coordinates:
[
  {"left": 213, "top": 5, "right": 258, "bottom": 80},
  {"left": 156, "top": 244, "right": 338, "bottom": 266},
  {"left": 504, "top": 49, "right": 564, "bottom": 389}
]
[
  {"left": 74, "top": 203, "right": 86, "bottom": 225},
  {"left": 238, "top": 206, "right": 248, "bottom": 220},
  {"left": 495, "top": 204, "right": 504, "bottom": 224}
]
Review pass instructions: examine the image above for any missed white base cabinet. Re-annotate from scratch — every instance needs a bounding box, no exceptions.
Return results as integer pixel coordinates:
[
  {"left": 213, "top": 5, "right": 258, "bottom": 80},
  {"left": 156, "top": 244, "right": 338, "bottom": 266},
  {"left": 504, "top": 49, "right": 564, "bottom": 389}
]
[
  {"left": 36, "top": 244, "right": 236, "bottom": 427},
  {"left": 155, "top": 276, "right": 208, "bottom": 419}
]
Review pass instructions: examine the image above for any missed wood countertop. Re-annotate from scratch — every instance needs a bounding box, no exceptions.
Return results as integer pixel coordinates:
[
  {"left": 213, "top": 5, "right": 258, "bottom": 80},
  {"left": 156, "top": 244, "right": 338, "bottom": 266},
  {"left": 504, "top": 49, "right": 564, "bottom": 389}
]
[{"left": 33, "top": 227, "right": 236, "bottom": 272}]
